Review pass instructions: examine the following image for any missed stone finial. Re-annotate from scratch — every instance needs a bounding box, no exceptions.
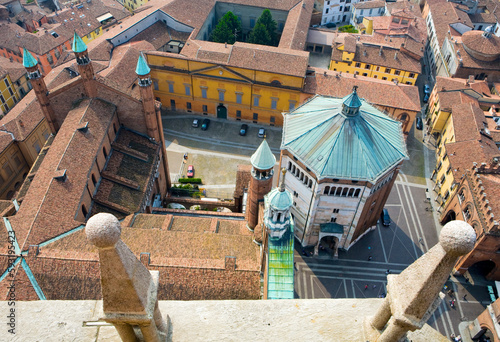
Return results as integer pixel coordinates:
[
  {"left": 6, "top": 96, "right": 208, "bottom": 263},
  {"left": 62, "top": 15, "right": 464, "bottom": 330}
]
[
  {"left": 86, "top": 213, "right": 168, "bottom": 342},
  {"left": 85, "top": 213, "right": 121, "bottom": 248},
  {"left": 365, "top": 220, "right": 476, "bottom": 342}
]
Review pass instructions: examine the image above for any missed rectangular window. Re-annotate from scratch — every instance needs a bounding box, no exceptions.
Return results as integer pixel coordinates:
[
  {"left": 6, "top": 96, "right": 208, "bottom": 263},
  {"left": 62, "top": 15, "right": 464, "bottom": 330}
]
[
  {"left": 394, "top": 70, "right": 401, "bottom": 76},
  {"left": 218, "top": 90, "right": 225, "bottom": 102},
  {"left": 385, "top": 68, "right": 391, "bottom": 73},
  {"left": 236, "top": 93, "right": 242, "bottom": 104},
  {"left": 271, "top": 98, "right": 278, "bottom": 110},
  {"left": 186, "top": 102, "right": 192, "bottom": 111},
  {"left": 13, "top": 155, "right": 22, "bottom": 167},
  {"left": 33, "top": 140, "right": 41, "bottom": 153},
  {"left": 184, "top": 85, "right": 191, "bottom": 96},
  {"left": 201, "top": 87, "right": 207, "bottom": 99},
  {"left": 289, "top": 101, "right": 296, "bottom": 111},
  {"left": 326, "top": 8, "right": 329, "bottom": 14},
  {"left": 153, "top": 80, "right": 159, "bottom": 91},
  {"left": 253, "top": 96, "right": 260, "bottom": 107},
  {"left": 376, "top": 66, "right": 380, "bottom": 71},
  {"left": 365, "top": 64, "right": 370, "bottom": 69},
  {"left": 409, "top": 73, "right": 415, "bottom": 78},
  {"left": 47, "top": 54, "right": 53, "bottom": 64},
  {"left": 168, "top": 82, "right": 174, "bottom": 93},
  {"left": 355, "top": 62, "right": 361, "bottom": 68},
  {"left": 202, "top": 105, "right": 208, "bottom": 113},
  {"left": 270, "top": 116, "right": 275, "bottom": 126},
  {"left": 54, "top": 49, "right": 60, "bottom": 59},
  {"left": 236, "top": 110, "right": 241, "bottom": 119},
  {"left": 2, "top": 163, "right": 13, "bottom": 178},
  {"left": 253, "top": 113, "right": 258, "bottom": 122},
  {"left": 8, "top": 88, "right": 13, "bottom": 96},
  {"left": 250, "top": 18, "right": 255, "bottom": 28},
  {"left": 4, "top": 79, "right": 9, "bottom": 88}
]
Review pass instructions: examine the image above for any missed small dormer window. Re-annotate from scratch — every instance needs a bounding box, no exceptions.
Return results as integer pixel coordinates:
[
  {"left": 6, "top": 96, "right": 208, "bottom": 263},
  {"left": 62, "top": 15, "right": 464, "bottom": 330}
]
[{"left": 51, "top": 32, "right": 59, "bottom": 38}]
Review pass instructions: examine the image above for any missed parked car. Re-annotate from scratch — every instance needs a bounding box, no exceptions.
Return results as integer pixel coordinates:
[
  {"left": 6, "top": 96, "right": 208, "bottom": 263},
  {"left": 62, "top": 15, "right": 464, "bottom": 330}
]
[
  {"left": 423, "top": 93, "right": 430, "bottom": 103},
  {"left": 416, "top": 117, "right": 423, "bottom": 130},
  {"left": 187, "top": 165, "right": 194, "bottom": 178},
  {"left": 192, "top": 119, "right": 199, "bottom": 128},
  {"left": 239, "top": 124, "right": 248, "bottom": 136},
  {"left": 201, "top": 118, "right": 210, "bottom": 130},
  {"left": 423, "top": 84, "right": 431, "bottom": 94},
  {"left": 258, "top": 127, "right": 266, "bottom": 138},
  {"left": 325, "top": 22, "right": 336, "bottom": 28},
  {"left": 381, "top": 208, "right": 391, "bottom": 226}
]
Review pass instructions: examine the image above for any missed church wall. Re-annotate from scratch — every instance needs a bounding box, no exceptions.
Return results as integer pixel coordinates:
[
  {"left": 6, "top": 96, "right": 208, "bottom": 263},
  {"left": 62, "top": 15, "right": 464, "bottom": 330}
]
[{"left": 49, "top": 81, "right": 87, "bottom": 129}]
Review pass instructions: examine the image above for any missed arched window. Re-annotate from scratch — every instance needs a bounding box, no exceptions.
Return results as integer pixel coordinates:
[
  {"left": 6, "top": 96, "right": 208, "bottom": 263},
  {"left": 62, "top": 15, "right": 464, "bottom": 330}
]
[
  {"left": 342, "top": 188, "right": 349, "bottom": 197},
  {"left": 324, "top": 186, "right": 330, "bottom": 195},
  {"left": 329, "top": 186, "right": 336, "bottom": 195},
  {"left": 92, "top": 174, "right": 97, "bottom": 187},
  {"left": 288, "top": 161, "right": 292, "bottom": 170},
  {"left": 82, "top": 204, "right": 88, "bottom": 218},
  {"left": 292, "top": 165, "right": 296, "bottom": 173},
  {"left": 277, "top": 212, "right": 282, "bottom": 222},
  {"left": 304, "top": 176, "right": 308, "bottom": 184},
  {"left": 300, "top": 172, "right": 304, "bottom": 181},
  {"left": 308, "top": 180, "right": 313, "bottom": 188},
  {"left": 348, "top": 188, "right": 354, "bottom": 197},
  {"left": 336, "top": 187, "right": 342, "bottom": 196},
  {"left": 354, "top": 189, "right": 361, "bottom": 197}
]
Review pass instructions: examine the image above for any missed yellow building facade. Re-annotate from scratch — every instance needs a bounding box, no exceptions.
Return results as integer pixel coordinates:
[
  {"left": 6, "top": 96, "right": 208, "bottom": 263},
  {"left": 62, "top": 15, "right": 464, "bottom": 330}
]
[
  {"left": 0, "top": 74, "right": 20, "bottom": 114},
  {"left": 329, "top": 44, "right": 419, "bottom": 85},
  {"left": 432, "top": 115, "right": 456, "bottom": 207},
  {"left": 82, "top": 27, "right": 103, "bottom": 45},
  {"left": 146, "top": 54, "right": 304, "bottom": 126}
]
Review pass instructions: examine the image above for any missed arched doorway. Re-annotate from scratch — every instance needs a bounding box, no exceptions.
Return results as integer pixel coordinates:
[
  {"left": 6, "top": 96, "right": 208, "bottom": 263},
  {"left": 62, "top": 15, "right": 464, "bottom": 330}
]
[
  {"left": 441, "top": 210, "right": 456, "bottom": 224},
  {"left": 398, "top": 113, "right": 409, "bottom": 132},
  {"left": 318, "top": 235, "right": 338, "bottom": 257},
  {"left": 217, "top": 104, "right": 227, "bottom": 119}
]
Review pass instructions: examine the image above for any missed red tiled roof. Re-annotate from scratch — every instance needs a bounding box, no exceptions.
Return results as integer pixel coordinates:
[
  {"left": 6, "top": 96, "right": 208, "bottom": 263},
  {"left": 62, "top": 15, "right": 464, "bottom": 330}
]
[
  {"left": 9, "top": 99, "right": 116, "bottom": 252},
  {"left": 446, "top": 139, "right": 499, "bottom": 181},
  {"left": 303, "top": 67, "right": 421, "bottom": 112},
  {"left": 451, "top": 103, "right": 485, "bottom": 141}
]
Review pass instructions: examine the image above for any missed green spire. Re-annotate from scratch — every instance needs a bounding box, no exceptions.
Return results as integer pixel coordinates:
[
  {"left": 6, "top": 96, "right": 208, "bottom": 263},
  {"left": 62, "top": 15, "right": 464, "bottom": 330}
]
[
  {"left": 250, "top": 139, "right": 276, "bottom": 170},
  {"left": 22, "top": 48, "right": 38, "bottom": 68},
  {"left": 342, "top": 85, "right": 362, "bottom": 116},
  {"left": 72, "top": 32, "right": 87, "bottom": 53},
  {"left": 135, "top": 54, "right": 151, "bottom": 76}
]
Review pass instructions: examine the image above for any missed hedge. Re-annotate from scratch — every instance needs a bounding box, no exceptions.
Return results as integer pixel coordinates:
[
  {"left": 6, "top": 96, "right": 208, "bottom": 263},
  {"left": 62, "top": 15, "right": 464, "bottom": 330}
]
[{"left": 178, "top": 178, "right": 202, "bottom": 184}]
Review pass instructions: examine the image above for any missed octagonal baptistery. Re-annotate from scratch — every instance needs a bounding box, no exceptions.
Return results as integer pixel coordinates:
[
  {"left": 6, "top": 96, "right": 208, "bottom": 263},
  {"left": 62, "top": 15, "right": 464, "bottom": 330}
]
[{"left": 280, "top": 87, "right": 408, "bottom": 251}]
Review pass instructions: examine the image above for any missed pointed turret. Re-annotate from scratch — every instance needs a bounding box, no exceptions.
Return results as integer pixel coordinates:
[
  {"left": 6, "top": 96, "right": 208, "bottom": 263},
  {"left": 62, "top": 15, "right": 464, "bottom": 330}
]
[
  {"left": 72, "top": 32, "right": 96, "bottom": 98},
  {"left": 23, "top": 48, "right": 59, "bottom": 133},
  {"left": 135, "top": 54, "right": 171, "bottom": 192},
  {"left": 246, "top": 139, "right": 276, "bottom": 231},
  {"left": 72, "top": 32, "right": 88, "bottom": 53},
  {"left": 22, "top": 48, "right": 38, "bottom": 69}
]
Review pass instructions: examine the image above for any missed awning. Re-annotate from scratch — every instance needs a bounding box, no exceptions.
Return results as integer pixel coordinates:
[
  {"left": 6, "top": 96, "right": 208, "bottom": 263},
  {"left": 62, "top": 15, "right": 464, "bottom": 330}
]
[
  {"left": 320, "top": 222, "right": 344, "bottom": 234},
  {"left": 96, "top": 13, "right": 114, "bottom": 23}
]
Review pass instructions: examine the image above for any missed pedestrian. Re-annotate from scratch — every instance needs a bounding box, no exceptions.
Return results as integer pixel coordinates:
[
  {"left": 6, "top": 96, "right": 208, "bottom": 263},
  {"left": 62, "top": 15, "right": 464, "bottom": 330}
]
[
  {"left": 368, "top": 256, "right": 372, "bottom": 261},
  {"left": 365, "top": 284, "right": 368, "bottom": 290},
  {"left": 372, "top": 285, "right": 377, "bottom": 289},
  {"left": 463, "top": 294, "right": 467, "bottom": 301}
]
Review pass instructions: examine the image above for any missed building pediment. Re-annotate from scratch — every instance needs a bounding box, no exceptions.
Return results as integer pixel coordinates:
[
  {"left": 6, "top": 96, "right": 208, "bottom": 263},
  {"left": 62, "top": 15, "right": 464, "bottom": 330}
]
[{"left": 191, "top": 65, "right": 252, "bottom": 83}]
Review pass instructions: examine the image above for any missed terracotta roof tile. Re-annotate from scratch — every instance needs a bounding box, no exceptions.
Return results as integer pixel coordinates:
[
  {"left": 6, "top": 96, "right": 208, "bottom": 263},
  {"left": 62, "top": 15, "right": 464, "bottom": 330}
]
[
  {"left": 0, "top": 56, "right": 26, "bottom": 81},
  {"left": 9, "top": 99, "right": 116, "bottom": 251},
  {"left": 427, "top": 2, "right": 473, "bottom": 48},
  {"left": 354, "top": 1, "right": 385, "bottom": 9},
  {"left": 303, "top": 67, "right": 421, "bottom": 112},
  {"left": 446, "top": 139, "right": 499, "bottom": 181},
  {"left": 451, "top": 103, "right": 485, "bottom": 141},
  {"left": 332, "top": 38, "right": 421, "bottom": 73}
]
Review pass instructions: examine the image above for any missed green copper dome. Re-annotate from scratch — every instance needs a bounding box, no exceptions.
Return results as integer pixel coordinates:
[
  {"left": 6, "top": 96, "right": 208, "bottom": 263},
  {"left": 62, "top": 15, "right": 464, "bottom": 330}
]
[
  {"left": 250, "top": 139, "right": 276, "bottom": 170},
  {"left": 72, "top": 32, "right": 87, "bottom": 53},
  {"left": 135, "top": 54, "right": 151, "bottom": 76},
  {"left": 267, "top": 187, "right": 293, "bottom": 211},
  {"left": 22, "top": 48, "right": 38, "bottom": 68},
  {"left": 282, "top": 93, "right": 408, "bottom": 182}
]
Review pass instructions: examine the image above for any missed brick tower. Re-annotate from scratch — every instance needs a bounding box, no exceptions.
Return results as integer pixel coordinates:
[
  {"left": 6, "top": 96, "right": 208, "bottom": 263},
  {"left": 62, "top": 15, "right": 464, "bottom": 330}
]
[
  {"left": 22, "top": 47, "right": 59, "bottom": 133},
  {"left": 72, "top": 32, "right": 97, "bottom": 98},
  {"left": 135, "top": 54, "right": 171, "bottom": 191},
  {"left": 246, "top": 139, "right": 276, "bottom": 230}
]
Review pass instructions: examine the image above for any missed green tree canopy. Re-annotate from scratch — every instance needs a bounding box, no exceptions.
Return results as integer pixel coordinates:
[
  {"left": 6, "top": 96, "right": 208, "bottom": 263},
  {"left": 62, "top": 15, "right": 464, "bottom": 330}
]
[
  {"left": 210, "top": 11, "right": 241, "bottom": 44},
  {"left": 247, "top": 22, "right": 272, "bottom": 46},
  {"left": 256, "top": 9, "right": 278, "bottom": 46}
]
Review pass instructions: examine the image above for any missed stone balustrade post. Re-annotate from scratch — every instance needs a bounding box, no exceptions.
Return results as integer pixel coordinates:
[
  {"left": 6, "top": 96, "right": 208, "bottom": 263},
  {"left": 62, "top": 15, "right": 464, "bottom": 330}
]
[
  {"left": 85, "top": 213, "right": 168, "bottom": 342},
  {"left": 364, "top": 220, "right": 476, "bottom": 342}
]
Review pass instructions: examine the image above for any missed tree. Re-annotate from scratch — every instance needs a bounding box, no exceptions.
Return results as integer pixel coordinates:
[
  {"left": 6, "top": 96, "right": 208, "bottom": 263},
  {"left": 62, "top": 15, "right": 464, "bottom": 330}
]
[
  {"left": 247, "top": 22, "right": 272, "bottom": 46},
  {"left": 210, "top": 11, "right": 241, "bottom": 44},
  {"left": 256, "top": 9, "right": 278, "bottom": 46}
]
